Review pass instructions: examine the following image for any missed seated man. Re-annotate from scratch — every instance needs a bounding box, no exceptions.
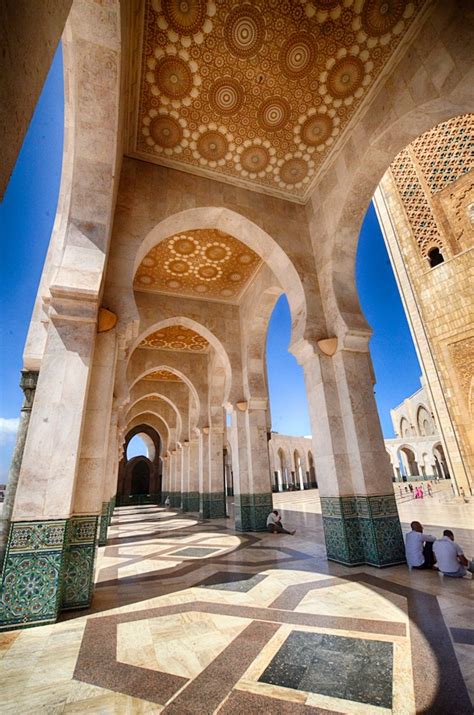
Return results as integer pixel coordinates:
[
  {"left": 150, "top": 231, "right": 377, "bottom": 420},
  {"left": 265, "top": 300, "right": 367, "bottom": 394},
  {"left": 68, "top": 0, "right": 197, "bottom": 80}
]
[
  {"left": 433, "top": 530, "right": 473, "bottom": 578},
  {"left": 405, "top": 521, "right": 436, "bottom": 569},
  {"left": 266, "top": 509, "right": 295, "bottom": 535}
]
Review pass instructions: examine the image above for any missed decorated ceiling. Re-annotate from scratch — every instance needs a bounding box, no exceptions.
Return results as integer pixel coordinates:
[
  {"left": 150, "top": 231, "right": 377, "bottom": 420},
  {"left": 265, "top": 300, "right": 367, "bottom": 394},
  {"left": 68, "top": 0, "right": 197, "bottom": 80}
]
[
  {"left": 134, "top": 228, "right": 261, "bottom": 301},
  {"left": 139, "top": 325, "right": 210, "bottom": 352},
  {"left": 129, "top": 0, "right": 424, "bottom": 201},
  {"left": 143, "top": 369, "right": 184, "bottom": 381}
]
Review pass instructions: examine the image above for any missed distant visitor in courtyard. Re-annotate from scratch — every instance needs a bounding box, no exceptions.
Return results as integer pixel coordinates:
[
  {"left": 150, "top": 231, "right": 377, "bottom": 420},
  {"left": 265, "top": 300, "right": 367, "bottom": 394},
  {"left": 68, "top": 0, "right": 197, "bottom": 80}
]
[
  {"left": 266, "top": 510, "right": 295, "bottom": 535},
  {"left": 433, "top": 530, "right": 473, "bottom": 578},
  {"left": 405, "top": 521, "right": 436, "bottom": 569}
]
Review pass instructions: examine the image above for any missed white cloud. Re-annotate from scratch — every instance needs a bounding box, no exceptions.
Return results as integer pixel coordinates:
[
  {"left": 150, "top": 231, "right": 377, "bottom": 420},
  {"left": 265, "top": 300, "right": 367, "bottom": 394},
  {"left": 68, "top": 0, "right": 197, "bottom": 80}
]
[{"left": 0, "top": 418, "right": 19, "bottom": 445}]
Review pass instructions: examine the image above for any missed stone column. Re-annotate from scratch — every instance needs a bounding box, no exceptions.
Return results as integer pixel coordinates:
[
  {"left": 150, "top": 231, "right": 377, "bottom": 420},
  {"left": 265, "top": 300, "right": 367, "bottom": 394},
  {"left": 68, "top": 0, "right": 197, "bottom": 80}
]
[
  {"left": 186, "top": 439, "right": 200, "bottom": 512},
  {"left": 232, "top": 402, "right": 273, "bottom": 532},
  {"left": 98, "top": 409, "right": 119, "bottom": 547},
  {"left": 71, "top": 330, "right": 117, "bottom": 586},
  {"left": 180, "top": 442, "right": 190, "bottom": 511},
  {"left": 0, "top": 370, "right": 38, "bottom": 567},
  {"left": 0, "top": 294, "right": 98, "bottom": 630},
  {"left": 161, "top": 455, "right": 169, "bottom": 502},
  {"left": 300, "top": 344, "right": 405, "bottom": 567},
  {"left": 200, "top": 427, "right": 226, "bottom": 519}
]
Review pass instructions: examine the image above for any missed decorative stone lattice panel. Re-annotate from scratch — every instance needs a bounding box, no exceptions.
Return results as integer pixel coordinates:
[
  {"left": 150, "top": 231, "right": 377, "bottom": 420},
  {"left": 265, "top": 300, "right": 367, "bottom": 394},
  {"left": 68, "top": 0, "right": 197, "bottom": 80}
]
[
  {"left": 131, "top": 0, "right": 425, "bottom": 201},
  {"left": 390, "top": 148, "right": 444, "bottom": 258},
  {"left": 410, "top": 114, "right": 474, "bottom": 194}
]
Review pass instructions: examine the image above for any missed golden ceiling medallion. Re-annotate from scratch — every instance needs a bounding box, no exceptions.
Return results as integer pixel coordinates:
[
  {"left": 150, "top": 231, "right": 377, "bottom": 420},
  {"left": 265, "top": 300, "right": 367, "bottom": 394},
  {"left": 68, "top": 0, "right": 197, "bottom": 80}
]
[
  {"left": 224, "top": 4, "right": 265, "bottom": 58},
  {"left": 162, "top": 0, "right": 208, "bottom": 35},
  {"left": 150, "top": 115, "right": 183, "bottom": 148},
  {"left": 362, "top": 0, "right": 407, "bottom": 37},
  {"left": 279, "top": 33, "right": 315, "bottom": 79},
  {"left": 301, "top": 114, "right": 333, "bottom": 147},
  {"left": 209, "top": 77, "right": 244, "bottom": 116},
  {"left": 280, "top": 157, "right": 308, "bottom": 185},
  {"left": 327, "top": 56, "right": 364, "bottom": 98},
  {"left": 258, "top": 97, "right": 291, "bottom": 132},
  {"left": 155, "top": 56, "right": 193, "bottom": 99}
]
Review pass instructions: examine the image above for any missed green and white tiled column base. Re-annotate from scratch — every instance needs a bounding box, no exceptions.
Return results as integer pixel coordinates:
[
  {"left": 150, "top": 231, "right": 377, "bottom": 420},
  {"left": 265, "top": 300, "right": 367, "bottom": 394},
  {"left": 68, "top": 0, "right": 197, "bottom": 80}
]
[
  {"left": 0, "top": 519, "right": 68, "bottom": 630},
  {"left": 62, "top": 516, "right": 98, "bottom": 610},
  {"left": 320, "top": 494, "right": 406, "bottom": 567},
  {"left": 181, "top": 492, "right": 200, "bottom": 512},
  {"left": 98, "top": 501, "right": 111, "bottom": 547},
  {"left": 234, "top": 493, "right": 273, "bottom": 532},
  {"left": 200, "top": 492, "right": 226, "bottom": 519},
  {"left": 170, "top": 493, "right": 182, "bottom": 508}
]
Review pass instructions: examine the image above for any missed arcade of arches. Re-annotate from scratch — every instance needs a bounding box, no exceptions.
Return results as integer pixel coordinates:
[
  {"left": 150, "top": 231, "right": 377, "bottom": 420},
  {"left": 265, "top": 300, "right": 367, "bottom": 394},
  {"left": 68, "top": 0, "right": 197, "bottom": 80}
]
[{"left": 0, "top": 0, "right": 472, "bottom": 675}]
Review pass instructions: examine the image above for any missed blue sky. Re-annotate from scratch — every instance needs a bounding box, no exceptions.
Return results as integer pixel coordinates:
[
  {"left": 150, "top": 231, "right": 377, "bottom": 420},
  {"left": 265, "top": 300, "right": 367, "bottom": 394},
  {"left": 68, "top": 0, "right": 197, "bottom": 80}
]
[{"left": 0, "top": 44, "right": 422, "bottom": 473}]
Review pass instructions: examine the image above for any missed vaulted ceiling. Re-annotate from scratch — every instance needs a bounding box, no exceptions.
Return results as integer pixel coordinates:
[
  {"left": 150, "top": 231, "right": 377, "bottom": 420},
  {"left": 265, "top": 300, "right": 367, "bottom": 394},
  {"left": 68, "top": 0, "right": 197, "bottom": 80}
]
[
  {"left": 126, "top": 0, "right": 425, "bottom": 202},
  {"left": 139, "top": 325, "right": 210, "bottom": 352},
  {"left": 134, "top": 228, "right": 261, "bottom": 301}
]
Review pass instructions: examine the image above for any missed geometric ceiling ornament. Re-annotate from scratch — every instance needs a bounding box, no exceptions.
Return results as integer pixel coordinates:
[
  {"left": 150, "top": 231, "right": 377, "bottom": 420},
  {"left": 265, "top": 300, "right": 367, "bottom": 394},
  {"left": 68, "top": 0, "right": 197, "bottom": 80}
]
[
  {"left": 134, "top": 228, "right": 261, "bottom": 302},
  {"left": 139, "top": 325, "right": 210, "bottom": 352},
  {"left": 129, "top": 0, "right": 424, "bottom": 202}
]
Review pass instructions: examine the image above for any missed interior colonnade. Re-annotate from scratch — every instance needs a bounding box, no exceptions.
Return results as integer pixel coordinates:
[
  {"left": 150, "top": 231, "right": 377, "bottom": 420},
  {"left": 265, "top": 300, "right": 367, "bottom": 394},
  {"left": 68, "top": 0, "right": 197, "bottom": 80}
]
[{"left": 0, "top": 0, "right": 472, "bottom": 632}]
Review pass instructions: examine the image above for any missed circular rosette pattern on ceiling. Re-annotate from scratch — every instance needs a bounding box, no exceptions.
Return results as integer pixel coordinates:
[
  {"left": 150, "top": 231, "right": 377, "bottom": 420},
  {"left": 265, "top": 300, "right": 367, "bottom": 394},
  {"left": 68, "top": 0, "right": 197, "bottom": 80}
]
[
  {"left": 208, "top": 77, "right": 245, "bottom": 117},
  {"left": 319, "top": 47, "right": 373, "bottom": 107},
  {"left": 224, "top": 4, "right": 265, "bottom": 58},
  {"left": 257, "top": 96, "right": 291, "bottom": 133},
  {"left": 152, "top": 0, "right": 217, "bottom": 45},
  {"left": 275, "top": 151, "right": 315, "bottom": 190},
  {"left": 190, "top": 124, "right": 235, "bottom": 168},
  {"left": 146, "top": 46, "right": 201, "bottom": 108},
  {"left": 294, "top": 108, "right": 340, "bottom": 153},
  {"left": 279, "top": 32, "right": 316, "bottom": 80},
  {"left": 234, "top": 139, "right": 277, "bottom": 179},
  {"left": 353, "top": 0, "right": 415, "bottom": 46},
  {"left": 142, "top": 108, "right": 190, "bottom": 156}
]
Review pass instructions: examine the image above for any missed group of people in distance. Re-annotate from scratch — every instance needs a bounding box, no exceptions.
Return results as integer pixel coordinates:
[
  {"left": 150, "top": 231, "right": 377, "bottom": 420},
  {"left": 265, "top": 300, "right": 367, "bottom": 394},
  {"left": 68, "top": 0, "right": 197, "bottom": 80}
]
[
  {"left": 267, "top": 511, "right": 472, "bottom": 578},
  {"left": 406, "top": 521, "right": 473, "bottom": 577}
]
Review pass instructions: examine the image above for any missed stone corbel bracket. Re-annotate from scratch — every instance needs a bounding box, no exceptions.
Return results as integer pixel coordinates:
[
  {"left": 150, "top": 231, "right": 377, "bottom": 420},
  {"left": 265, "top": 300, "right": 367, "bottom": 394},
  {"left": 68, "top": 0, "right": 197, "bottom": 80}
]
[{"left": 48, "top": 285, "right": 98, "bottom": 324}]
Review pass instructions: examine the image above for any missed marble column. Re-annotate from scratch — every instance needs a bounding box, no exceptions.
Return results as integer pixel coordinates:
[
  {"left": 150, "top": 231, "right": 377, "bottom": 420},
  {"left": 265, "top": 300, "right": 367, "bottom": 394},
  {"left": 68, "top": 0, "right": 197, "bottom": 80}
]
[
  {"left": 301, "top": 345, "right": 405, "bottom": 567},
  {"left": 232, "top": 402, "right": 273, "bottom": 532},
  {"left": 98, "top": 408, "right": 119, "bottom": 548},
  {"left": 0, "top": 295, "right": 98, "bottom": 629},
  {"left": 73, "top": 331, "right": 117, "bottom": 565},
  {"left": 200, "top": 427, "right": 226, "bottom": 519},
  {"left": 172, "top": 447, "right": 182, "bottom": 509},
  {"left": 186, "top": 439, "right": 200, "bottom": 513},
  {"left": 0, "top": 370, "right": 38, "bottom": 568},
  {"left": 180, "top": 442, "right": 190, "bottom": 511}
]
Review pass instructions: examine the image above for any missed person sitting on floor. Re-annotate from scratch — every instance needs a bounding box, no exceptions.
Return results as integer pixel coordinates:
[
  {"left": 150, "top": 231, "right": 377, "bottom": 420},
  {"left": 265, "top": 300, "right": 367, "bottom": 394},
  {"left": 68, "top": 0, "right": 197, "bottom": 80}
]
[
  {"left": 405, "top": 521, "right": 436, "bottom": 569},
  {"left": 266, "top": 509, "right": 295, "bottom": 535},
  {"left": 433, "top": 529, "right": 473, "bottom": 578}
]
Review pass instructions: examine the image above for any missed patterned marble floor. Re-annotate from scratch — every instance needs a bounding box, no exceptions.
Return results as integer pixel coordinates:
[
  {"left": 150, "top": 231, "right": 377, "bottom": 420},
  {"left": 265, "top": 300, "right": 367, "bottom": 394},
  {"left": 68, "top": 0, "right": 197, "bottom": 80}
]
[{"left": 0, "top": 491, "right": 473, "bottom": 714}]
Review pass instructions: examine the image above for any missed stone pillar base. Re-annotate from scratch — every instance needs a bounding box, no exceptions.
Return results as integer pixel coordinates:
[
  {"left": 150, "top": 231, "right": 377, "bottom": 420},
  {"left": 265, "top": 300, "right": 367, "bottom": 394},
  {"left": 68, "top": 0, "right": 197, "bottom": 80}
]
[
  {"left": 0, "top": 515, "right": 99, "bottom": 630},
  {"left": 321, "top": 494, "right": 406, "bottom": 567},
  {"left": 234, "top": 493, "right": 273, "bottom": 532},
  {"left": 62, "top": 516, "right": 98, "bottom": 610},
  {"left": 200, "top": 492, "right": 226, "bottom": 519}
]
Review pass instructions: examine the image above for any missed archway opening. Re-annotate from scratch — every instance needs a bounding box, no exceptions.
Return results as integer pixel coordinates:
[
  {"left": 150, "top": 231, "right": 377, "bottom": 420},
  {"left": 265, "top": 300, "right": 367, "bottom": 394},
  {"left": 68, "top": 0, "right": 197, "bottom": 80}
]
[
  {"left": 127, "top": 434, "right": 149, "bottom": 460},
  {"left": 266, "top": 295, "right": 313, "bottom": 494}
]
